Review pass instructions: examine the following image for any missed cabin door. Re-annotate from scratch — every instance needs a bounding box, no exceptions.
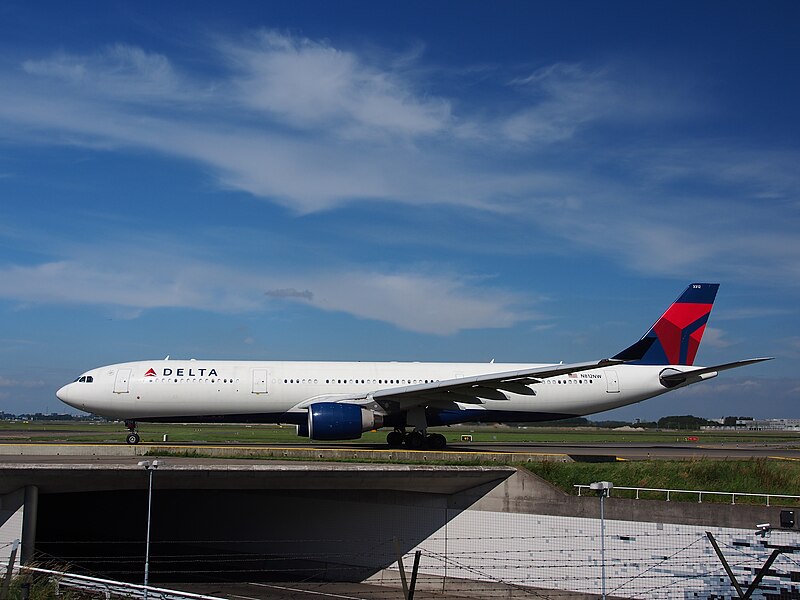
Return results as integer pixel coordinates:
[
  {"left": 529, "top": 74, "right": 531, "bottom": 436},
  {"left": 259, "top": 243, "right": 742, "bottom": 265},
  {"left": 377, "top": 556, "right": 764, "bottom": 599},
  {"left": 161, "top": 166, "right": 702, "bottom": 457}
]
[
  {"left": 605, "top": 369, "right": 620, "bottom": 393},
  {"left": 114, "top": 369, "right": 131, "bottom": 394},
  {"left": 252, "top": 369, "right": 268, "bottom": 394}
]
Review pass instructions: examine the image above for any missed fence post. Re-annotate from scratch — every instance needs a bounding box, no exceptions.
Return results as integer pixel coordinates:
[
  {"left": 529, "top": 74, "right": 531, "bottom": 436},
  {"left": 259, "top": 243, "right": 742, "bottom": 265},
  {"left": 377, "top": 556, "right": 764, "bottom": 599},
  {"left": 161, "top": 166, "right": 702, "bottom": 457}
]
[
  {"left": 407, "top": 550, "right": 422, "bottom": 600},
  {"left": 393, "top": 538, "right": 409, "bottom": 600},
  {"left": 0, "top": 540, "right": 19, "bottom": 600}
]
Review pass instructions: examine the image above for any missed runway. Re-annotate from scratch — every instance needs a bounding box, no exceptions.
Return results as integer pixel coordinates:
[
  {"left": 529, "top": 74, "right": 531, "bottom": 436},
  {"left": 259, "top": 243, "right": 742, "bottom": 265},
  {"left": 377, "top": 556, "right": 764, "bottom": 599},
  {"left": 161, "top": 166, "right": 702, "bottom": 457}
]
[{"left": 2, "top": 440, "right": 800, "bottom": 461}]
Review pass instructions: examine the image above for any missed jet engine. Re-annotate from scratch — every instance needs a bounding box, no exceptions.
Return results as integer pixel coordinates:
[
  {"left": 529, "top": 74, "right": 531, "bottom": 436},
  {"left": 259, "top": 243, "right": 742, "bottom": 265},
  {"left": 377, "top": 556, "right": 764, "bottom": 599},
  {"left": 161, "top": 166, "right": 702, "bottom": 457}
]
[{"left": 305, "top": 402, "right": 383, "bottom": 440}]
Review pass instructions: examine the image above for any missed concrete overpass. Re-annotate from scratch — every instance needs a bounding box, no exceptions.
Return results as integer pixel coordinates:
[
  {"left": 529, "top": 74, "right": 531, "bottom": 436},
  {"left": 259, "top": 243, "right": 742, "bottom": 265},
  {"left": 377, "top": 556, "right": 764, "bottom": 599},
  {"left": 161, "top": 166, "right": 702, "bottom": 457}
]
[{"left": 0, "top": 454, "right": 514, "bottom": 583}]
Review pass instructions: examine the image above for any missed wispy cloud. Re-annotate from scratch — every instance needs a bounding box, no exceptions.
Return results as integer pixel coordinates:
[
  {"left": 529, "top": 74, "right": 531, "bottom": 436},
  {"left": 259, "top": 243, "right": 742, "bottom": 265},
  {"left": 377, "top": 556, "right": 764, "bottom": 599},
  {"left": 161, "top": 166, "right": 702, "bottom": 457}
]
[
  {"left": 0, "top": 30, "right": 798, "bottom": 286},
  {"left": 224, "top": 31, "right": 452, "bottom": 138},
  {"left": 0, "top": 242, "right": 533, "bottom": 335},
  {"left": 0, "top": 376, "right": 45, "bottom": 388},
  {"left": 701, "top": 327, "right": 734, "bottom": 349},
  {"left": 265, "top": 288, "right": 315, "bottom": 301},
  {"left": 21, "top": 44, "right": 183, "bottom": 103}
]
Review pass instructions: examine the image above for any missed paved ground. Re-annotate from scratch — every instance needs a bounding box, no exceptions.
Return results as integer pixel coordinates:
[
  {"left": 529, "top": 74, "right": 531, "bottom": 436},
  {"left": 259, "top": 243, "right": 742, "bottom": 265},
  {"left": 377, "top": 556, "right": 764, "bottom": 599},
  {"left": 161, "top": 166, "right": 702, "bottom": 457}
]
[
  {"left": 177, "top": 581, "right": 430, "bottom": 600},
  {"left": 172, "top": 579, "right": 581, "bottom": 600},
  {"left": 462, "top": 441, "right": 800, "bottom": 460},
  {"left": 2, "top": 440, "right": 800, "bottom": 461}
]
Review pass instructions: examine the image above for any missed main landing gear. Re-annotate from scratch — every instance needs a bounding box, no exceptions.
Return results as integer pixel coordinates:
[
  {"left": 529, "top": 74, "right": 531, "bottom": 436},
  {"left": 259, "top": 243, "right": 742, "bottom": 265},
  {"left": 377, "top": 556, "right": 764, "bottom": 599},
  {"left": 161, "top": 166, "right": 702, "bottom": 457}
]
[
  {"left": 125, "top": 420, "right": 140, "bottom": 445},
  {"left": 386, "top": 429, "right": 447, "bottom": 450}
]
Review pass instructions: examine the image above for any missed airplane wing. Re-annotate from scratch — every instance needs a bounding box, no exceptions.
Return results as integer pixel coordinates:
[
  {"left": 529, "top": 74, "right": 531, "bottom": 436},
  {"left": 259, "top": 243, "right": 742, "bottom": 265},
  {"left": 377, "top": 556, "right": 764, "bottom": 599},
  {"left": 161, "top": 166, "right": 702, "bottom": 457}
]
[{"left": 291, "top": 358, "right": 623, "bottom": 415}]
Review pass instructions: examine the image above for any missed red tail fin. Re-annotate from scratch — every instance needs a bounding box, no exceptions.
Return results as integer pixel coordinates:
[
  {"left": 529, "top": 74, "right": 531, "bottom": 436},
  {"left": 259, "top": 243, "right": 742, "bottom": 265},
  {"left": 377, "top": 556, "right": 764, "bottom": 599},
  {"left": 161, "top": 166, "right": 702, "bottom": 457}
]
[{"left": 613, "top": 283, "right": 719, "bottom": 366}]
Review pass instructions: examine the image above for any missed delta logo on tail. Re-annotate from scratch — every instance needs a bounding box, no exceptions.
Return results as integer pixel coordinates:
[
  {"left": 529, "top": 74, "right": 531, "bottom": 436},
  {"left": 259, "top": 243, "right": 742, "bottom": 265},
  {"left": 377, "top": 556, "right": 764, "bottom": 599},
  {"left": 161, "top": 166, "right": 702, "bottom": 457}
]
[{"left": 614, "top": 283, "right": 719, "bottom": 366}]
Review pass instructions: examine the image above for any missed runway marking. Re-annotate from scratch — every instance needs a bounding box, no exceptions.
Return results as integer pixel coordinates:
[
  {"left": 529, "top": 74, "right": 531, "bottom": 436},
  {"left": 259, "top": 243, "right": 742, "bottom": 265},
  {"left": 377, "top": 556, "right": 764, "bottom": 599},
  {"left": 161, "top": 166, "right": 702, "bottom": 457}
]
[
  {"left": 768, "top": 455, "right": 800, "bottom": 461},
  {"left": 247, "top": 582, "right": 369, "bottom": 600}
]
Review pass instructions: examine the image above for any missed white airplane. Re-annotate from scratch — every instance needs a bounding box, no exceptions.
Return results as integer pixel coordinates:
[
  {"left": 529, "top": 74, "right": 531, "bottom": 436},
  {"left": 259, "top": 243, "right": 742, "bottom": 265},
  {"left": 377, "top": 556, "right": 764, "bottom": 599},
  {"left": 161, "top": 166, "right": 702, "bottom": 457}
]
[{"left": 56, "top": 283, "right": 771, "bottom": 448}]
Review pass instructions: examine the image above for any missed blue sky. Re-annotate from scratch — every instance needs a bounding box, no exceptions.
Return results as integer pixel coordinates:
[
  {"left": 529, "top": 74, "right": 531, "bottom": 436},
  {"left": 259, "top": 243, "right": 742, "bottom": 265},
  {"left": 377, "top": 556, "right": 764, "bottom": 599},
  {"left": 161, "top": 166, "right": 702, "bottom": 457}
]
[{"left": 0, "top": 1, "right": 798, "bottom": 420}]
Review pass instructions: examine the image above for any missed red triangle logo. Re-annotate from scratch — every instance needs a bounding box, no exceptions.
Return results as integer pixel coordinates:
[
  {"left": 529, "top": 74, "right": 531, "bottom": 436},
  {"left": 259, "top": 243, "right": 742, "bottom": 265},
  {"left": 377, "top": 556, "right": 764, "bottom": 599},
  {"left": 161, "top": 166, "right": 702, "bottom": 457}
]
[{"left": 144, "top": 368, "right": 157, "bottom": 377}]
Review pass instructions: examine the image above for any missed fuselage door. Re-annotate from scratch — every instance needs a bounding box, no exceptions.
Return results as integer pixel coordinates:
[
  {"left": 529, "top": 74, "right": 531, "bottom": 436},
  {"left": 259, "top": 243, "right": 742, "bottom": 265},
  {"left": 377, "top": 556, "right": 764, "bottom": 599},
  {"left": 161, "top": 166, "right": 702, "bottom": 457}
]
[
  {"left": 114, "top": 369, "right": 131, "bottom": 394},
  {"left": 605, "top": 369, "right": 620, "bottom": 393},
  {"left": 252, "top": 369, "right": 268, "bottom": 394}
]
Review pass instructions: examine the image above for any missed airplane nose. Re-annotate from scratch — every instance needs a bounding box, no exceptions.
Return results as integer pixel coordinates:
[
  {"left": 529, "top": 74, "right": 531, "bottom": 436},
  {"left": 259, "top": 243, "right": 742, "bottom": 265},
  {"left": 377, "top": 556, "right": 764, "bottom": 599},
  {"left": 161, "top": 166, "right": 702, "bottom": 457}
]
[{"left": 56, "top": 384, "right": 71, "bottom": 404}]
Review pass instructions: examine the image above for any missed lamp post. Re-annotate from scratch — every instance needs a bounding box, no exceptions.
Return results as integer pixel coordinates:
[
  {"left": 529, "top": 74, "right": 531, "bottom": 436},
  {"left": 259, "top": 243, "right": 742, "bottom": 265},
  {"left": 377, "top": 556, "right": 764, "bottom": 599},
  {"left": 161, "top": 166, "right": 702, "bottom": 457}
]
[
  {"left": 138, "top": 460, "right": 159, "bottom": 597},
  {"left": 590, "top": 481, "right": 613, "bottom": 600}
]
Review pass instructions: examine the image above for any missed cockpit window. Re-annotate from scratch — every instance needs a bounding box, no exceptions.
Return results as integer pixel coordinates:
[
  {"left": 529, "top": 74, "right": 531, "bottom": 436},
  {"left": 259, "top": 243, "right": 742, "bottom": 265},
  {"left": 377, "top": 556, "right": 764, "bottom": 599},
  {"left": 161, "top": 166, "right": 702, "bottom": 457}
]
[
  {"left": 86, "top": 376, "right": 93, "bottom": 383},
  {"left": 75, "top": 376, "right": 94, "bottom": 383}
]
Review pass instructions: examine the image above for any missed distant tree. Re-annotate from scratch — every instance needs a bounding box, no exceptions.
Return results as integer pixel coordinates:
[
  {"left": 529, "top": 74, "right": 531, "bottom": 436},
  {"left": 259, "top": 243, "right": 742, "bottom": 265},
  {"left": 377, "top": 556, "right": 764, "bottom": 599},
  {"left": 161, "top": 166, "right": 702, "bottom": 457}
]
[
  {"left": 540, "top": 417, "right": 591, "bottom": 427},
  {"left": 500, "top": 417, "right": 591, "bottom": 427},
  {"left": 658, "top": 415, "right": 716, "bottom": 430},
  {"left": 592, "top": 420, "right": 631, "bottom": 429}
]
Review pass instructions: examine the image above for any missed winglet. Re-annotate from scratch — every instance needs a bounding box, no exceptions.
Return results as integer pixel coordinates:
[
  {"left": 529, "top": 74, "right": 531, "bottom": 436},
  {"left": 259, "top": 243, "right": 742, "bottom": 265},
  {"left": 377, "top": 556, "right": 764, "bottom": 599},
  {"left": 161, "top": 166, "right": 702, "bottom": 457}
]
[{"left": 614, "top": 283, "right": 720, "bottom": 366}]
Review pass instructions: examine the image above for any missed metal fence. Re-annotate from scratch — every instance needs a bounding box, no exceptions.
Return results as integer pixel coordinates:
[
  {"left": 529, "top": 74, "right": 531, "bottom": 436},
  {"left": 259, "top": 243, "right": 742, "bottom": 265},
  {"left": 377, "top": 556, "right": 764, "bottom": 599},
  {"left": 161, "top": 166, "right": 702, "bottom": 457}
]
[
  {"left": 574, "top": 484, "right": 800, "bottom": 505},
  {"left": 20, "top": 567, "right": 227, "bottom": 600}
]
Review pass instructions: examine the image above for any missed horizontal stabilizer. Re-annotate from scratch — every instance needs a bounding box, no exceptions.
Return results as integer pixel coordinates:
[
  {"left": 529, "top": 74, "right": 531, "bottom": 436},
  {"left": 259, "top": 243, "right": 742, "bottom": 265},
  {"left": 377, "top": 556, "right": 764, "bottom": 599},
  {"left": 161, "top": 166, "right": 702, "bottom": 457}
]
[{"left": 660, "top": 357, "right": 773, "bottom": 386}]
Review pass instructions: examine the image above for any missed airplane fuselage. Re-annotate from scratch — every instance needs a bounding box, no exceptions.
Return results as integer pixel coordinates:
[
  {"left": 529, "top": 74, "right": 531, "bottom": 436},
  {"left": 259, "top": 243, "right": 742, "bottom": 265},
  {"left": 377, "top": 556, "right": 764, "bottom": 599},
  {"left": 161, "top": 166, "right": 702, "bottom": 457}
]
[
  {"left": 57, "top": 359, "right": 682, "bottom": 426},
  {"left": 54, "top": 284, "right": 770, "bottom": 447}
]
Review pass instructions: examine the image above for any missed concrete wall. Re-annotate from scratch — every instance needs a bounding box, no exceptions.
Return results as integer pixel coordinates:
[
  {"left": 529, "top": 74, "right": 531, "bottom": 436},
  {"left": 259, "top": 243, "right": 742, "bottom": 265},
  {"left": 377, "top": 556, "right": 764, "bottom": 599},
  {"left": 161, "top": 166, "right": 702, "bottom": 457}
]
[{"left": 470, "top": 468, "right": 795, "bottom": 529}]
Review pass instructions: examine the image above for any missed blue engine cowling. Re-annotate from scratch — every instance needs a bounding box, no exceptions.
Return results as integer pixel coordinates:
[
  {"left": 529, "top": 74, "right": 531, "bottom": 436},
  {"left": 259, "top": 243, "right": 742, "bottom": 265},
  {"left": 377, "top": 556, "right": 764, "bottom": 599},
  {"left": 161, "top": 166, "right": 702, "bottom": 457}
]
[{"left": 304, "top": 402, "right": 381, "bottom": 440}]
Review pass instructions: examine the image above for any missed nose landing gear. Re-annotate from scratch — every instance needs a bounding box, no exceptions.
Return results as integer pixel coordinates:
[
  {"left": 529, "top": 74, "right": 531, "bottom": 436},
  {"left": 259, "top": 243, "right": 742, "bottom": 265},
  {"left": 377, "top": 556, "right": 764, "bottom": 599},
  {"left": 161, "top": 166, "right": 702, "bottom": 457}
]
[{"left": 124, "top": 420, "right": 140, "bottom": 445}]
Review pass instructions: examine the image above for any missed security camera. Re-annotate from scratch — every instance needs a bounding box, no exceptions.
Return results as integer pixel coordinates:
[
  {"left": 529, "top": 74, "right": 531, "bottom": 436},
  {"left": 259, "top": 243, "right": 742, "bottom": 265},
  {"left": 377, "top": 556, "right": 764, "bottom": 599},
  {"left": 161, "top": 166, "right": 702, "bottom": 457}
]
[
  {"left": 755, "top": 523, "right": 771, "bottom": 536},
  {"left": 590, "top": 481, "right": 614, "bottom": 491}
]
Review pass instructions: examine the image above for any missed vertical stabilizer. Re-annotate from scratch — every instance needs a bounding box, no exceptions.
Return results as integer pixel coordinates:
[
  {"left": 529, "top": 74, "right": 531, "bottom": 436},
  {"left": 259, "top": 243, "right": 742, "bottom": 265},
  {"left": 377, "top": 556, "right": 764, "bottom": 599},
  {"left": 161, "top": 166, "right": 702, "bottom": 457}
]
[{"left": 613, "top": 283, "right": 719, "bottom": 366}]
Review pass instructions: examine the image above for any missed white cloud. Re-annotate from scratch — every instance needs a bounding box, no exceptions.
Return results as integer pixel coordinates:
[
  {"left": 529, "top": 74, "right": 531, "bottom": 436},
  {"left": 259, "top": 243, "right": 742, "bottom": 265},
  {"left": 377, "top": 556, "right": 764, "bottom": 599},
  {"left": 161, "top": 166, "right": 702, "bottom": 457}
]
[
  {"left": 0, "top": 376, "right": 45, "bottom": 388},
  {"left": 21, "top": 44, "right": 183, "bottom": 103},
  {"left": 701, "top": 327, "right": 733, "bottom": 349},
  {"left": 295, "top": 272, "right": 530, "bottom": 334},
  {"left": 503, "top": 63, "right": 618, "bottom": 143},
  {"left": 0, "top": 248, "right": 533, "bottom": 335},
  {"left": 0, "top": 32, "right": 797, "bottom": 285},
  {"left": 224, "top": 31, "right": 451, "bottom": 138}
]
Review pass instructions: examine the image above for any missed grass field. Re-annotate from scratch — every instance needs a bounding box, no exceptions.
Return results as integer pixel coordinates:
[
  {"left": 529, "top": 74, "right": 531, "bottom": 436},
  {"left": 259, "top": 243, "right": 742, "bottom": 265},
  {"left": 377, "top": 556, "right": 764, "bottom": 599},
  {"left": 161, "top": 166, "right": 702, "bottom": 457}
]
[
  {"left": 525, "top": 459, "right": 800, "bottom": 503},
  {"left": 2, "top": 420, "right": 800, "bottom": 445}
]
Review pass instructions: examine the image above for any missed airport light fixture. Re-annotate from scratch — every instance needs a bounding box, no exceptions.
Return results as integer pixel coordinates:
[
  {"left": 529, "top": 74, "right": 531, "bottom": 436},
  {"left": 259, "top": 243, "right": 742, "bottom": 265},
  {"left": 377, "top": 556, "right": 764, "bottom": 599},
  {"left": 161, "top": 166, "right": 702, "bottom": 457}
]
[
  {"left": 590, "top": 481, "right": 613, "bottom": 600},
  {"left": 138, "top": 460, "right": 159, "bottom": 598}
]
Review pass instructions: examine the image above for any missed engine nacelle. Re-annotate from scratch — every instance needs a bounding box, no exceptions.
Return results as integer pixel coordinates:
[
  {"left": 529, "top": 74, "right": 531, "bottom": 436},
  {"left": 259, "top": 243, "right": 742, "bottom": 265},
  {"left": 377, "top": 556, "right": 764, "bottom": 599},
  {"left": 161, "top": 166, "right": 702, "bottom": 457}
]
[{"left": 306, "top": 402, "right": 383, "bottom": 440}]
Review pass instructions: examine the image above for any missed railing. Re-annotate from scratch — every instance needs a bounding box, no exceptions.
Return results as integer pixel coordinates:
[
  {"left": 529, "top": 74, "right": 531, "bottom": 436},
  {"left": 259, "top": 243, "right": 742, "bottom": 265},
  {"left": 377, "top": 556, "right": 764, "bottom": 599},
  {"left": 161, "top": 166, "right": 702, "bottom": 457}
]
[
  {"left": 573, "top": 484, "right": 800, "bottom": 506},
  {"left": 21, "top": 566, "right": 227, "bottom": 600}
]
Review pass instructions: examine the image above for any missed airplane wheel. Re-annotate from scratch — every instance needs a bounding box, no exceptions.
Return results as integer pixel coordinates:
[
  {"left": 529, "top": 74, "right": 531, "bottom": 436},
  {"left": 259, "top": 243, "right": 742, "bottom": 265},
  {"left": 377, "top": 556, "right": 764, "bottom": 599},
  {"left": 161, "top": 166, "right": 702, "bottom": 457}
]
[
  {"left": 126, "top": 433, "right": 140, "bottom": 445},
  {"left": 387, "top": 431, "right": 404, "bottom": 448},
  {"left": 427, "top": 433, "right": 446, "bottom": 450},
  {"left": 405, "top": 431, "right": 425, "bottom": 450}
]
